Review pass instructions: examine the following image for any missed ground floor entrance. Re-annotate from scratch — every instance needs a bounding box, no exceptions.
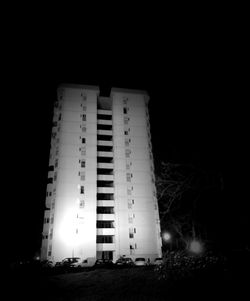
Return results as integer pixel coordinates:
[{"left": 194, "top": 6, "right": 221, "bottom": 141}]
[{"left": 97, "top": 251, "right": 113, "bottom": 260}]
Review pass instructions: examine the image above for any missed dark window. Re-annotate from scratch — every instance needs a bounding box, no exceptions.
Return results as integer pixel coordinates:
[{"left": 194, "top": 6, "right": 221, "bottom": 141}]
[
  {"left": 97, "top": 207, "right": 114, "bottom": 214},
  {"left": 96, "top": 235, "right": 113, "bottom": 243},
  {"left": 97, "top": 145, "right": 113, "bottom": 152},
  {"left": 97, "top": 221, "right": 114, "bottom": 228},
  {"left": 129, "top": 233, "right": 134, "bottom": 239},
  {"left": 97, "top": 124, "right": 112, "bottom": 131},
  {"left": 97, "top": 135, "right": 112, "bottom": 141},
  {"left": 123, "top": 108, "right": 127, "bottom": 114},
  {"left": 97, "top": 193, "right": 114, "bottom": 200},
  {"left": 97, "top": 157, "right": 113, "bottom": 163},
  {"left": 97, "top": 181, "right": 114, "bottom": 187},
  {"left": 97, "top": 114, "right": 112, "bottom": 120},
  {"left": 48, "top": 165, "right": 54, "bottom": 171},
  {"left": 97, "top": 168, "right": 114, "bottom": 175},
  {"left": 80, "top": 186, "right": 84, "bottom": 194},
  {"left": 48, "top": 178, "right": 53, "bottom": 184},
  {"left": 82, "top": 138, "right": 86, "bottom": 144},
  {"left": 82, "top": 114, "right": 86, "bottom": 121},
  {"left": 81, "top": 161, "right": 85, "bottom": 168}
]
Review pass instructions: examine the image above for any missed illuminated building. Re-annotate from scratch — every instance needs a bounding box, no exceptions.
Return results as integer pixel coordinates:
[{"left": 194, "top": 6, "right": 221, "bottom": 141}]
[{"left": 41, "top": 84, "right": 162, "bottom": 263}]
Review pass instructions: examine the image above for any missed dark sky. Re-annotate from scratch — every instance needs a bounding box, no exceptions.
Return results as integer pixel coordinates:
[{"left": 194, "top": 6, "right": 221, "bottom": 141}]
[{"left": 6, "top": 24, "right": 247, "bottom": 261}]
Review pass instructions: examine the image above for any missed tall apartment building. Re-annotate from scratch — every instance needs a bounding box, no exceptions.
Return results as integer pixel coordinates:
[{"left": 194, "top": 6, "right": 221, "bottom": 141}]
[{"left": 41, "top": 84, "right": 162, "bottom": 263}]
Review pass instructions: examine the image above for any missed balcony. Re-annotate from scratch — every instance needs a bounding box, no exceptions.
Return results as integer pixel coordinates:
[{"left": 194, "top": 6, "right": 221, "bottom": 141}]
[
  {"left": 97, "top": 140, "right": 113, "bottom": 146},
  {"left": 97, "top": 200, "right": 115, "bottom": 207},
  {"left": 97, "top": 119, "right": 112, "bottom": 125},
  {"left": 97, "top": 130, "right": 113, "bottom": 136},
  {"left": 96, "top": 243, "right": 115, "bottom": 251},
  {"left": 97, "top": 228, "right": 115, "bottom": 235},
  {"left": 97, "top": 109, "right": 112, "bottom": 115},
  {"left": 97, "top": 175, "right": 114, "bottom": 181},
  {"left": 97, "top": 168, "right": 113, "bottom": 175},
  {"left": 97, "top": 163, "right": 114, "bottom": 169},
  {"left": 97, "top": 187, "right": 114, "bottom": 193},
  {"left": 97, "top": 214, "right": 115, "bottom": 221}
]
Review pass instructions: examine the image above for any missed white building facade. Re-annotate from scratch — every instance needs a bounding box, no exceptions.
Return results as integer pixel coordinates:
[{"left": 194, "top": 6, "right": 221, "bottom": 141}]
[{"left": 41, "top": 84, "right": 162, "bottom": 263}]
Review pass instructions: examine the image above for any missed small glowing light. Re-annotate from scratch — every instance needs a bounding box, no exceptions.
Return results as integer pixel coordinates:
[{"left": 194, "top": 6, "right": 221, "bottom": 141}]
[
  {"left": 189, "top": 240, "right": 204, "bottom": 254},
  {"left": 162, "top": 232, "right": 171, "bottom": 242}
]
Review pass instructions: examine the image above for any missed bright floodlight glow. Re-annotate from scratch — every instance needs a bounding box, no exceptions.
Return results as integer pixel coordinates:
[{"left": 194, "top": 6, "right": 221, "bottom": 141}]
[
  {"left": 189, "top": 240, "right": 204, "bottom": 254},
  {"left": 59, "top": 208, "right": 78, "bottom": 247},
  {"left": 162, "top": 232, "right": 171, "bottom": 242}
]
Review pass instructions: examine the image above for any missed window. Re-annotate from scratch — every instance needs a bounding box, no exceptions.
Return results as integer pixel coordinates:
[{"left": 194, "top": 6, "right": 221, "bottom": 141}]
[
  {"left": 128, "top": 214, "right": 133, "bottom": 223},
  {"left": 79, "top": 200, "right": 85, "bottom": 208},
  {"left": 49, "top": 192, "right": 52, "bottom": 196},
  {"left": 50, "top": 215, "right": 54, "bottom": 224},
  {"left": 82, "top": 138, "right": 86, "bottom": 144},
  {"left": 82, "top": 126, "right": 86, "bottom": 132},
  {"left": 55, "top": 159, "right": 58, "bottom": 168},
  {"left": 54, "top": 172, "right": 57, "bottom": 181},
  {"left": 124, "top": 131, "right": 128, "bottom": 135},
  {"left": 82, "top": 114, "right": 86, "bottom": 121},
  {"left": 97, "top": 221, "right": 114, "bottom": 228},
  {"left": 129, "top": 228, "right": 134, "bottom": 238},
  {"left": 80, "top": 172, "right": 85, "bottom": 181},
  {"left": 97, "top": 114, "right": 112, "bottom": 120},
  {"left": 97, "top": 145, "right": 113, "bottom": 152},
  {"left": 81, "top": 160, "right": 85, "bottom": 168},
  {"left": 126, "top": 173, "right": 131, "bottom": 182},
  {"left": 48, "top": 165, "right": 54, "bottom": 171},
  {"left": 80, "top": 186, "right": 84, "bottom": 194},
  {"left": 97, "top": 207, "right": 114, "bottom": 214},
  {"left": 97, "top": 124, "right": 112, "bottom": 131},
  {"left": 123, "top": 108, "right": 127, "bottom": 114},
  {"left": 128, "top": 201, "right": 132, "bottom": 209},
  {"left": 97, "top": 135, "right": 112, "bottom": 141},
  {"left": 125, "top": 149, "right": 131, "bottom": 158},
  {"left": 97, "top": 193, "right": 114, "bottom": 200},
  {"left": 48, "top": 177, "right": 53, "bottom": 184},
  {"left": 48, "top": 245, "right": 52, "bottom": 256},
  {"left": 82, "top": 106, "right": 86, "bottom": 111},
  {"left": 96, "top": 235, "right": 113, "bottom": 243},
  {"left": 49, "top": 229, "right": 53, "bottom": 240}
]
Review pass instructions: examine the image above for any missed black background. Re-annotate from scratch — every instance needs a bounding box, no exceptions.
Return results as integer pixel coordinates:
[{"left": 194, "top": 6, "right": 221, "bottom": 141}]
[{"left": 4, "top": 12, "right": 247, "bottom": 263}]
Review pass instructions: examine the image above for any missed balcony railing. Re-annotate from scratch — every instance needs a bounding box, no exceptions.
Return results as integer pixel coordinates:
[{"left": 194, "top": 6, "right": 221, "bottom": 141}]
[
  {"left": 97, "top": 214, "right": 115, "bottom": 220},
  {"left": 96, "top": 243, "right": 115, "bottom": 251},
  {"left": 97, "top": 109, "right": 112, "bottom": 115},
  {"left": 97, "top": 141, "right": 113, "bottom": 146},
  {"left": 97, "top": 163, "right": 114, "bottom": 169},
  {"left": 97, "top": 229, "right": 115, "bottom": 235},
  {"left": 97, "top": 152, "right": 113, "bottom": 159},
  {"left": 97, "top": 187, "right": 114, "bottom": 194}
]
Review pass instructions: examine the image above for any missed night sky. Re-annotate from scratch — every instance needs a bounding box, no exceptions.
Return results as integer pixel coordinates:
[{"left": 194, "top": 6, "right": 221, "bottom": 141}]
[{"left": 6, "top": 23, "right": 247, "bottom": 263}]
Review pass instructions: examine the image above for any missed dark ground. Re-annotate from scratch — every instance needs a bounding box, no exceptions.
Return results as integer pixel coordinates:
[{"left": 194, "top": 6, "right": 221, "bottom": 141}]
[{"left": 8, "top": 253, "right": 249, "bottom": 301}]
